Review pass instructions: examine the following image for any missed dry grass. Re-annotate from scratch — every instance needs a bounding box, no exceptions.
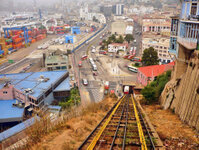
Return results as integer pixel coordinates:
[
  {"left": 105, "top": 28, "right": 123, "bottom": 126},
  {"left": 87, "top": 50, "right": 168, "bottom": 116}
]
[
  {"left": 143, "top": 104, "right": 199, "bottom": 149},
  {"left": 14, "top": 96, "right": 117, "bottom": 150}
]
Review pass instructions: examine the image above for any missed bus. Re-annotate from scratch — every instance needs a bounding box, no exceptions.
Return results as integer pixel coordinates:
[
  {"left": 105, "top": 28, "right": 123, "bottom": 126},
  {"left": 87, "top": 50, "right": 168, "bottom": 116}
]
[
  {"left": 128, "top": 66, "right": 138, "bottom": 73},
  {"left": 124, "top": 86, "right": 129, "bottom": 94}
]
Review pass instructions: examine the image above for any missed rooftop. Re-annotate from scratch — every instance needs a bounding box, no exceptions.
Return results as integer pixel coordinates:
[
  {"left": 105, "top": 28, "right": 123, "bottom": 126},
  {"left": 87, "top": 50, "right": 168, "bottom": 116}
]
[
  {"left": 138, "top": 62, "right": 175, "bottom": 78},
  {"left": 0, "top": 116, "right": 40, "bottom": 142},
  {"left": 53, "top": 77, "right": 70, "bottom": 92},
  {"left": 0, "top": 100, "right": 24, "bottom": 123},
  {"left": 45, "top": 55, "right": 68, "bottom": 64},
  {"left": 0, "top": 71, "right": 68, "bottom": 99}
]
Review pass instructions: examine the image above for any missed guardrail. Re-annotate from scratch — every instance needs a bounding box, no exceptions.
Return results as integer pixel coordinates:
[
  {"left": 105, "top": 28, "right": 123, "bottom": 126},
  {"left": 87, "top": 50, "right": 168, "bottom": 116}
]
[{"left": 72, "top": 24, "right": 107, "bottom": 53}]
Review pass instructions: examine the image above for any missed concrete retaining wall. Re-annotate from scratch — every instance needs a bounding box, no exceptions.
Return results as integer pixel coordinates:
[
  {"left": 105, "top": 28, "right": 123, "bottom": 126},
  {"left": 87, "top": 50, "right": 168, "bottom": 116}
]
[{"left": 160, "top": 51, "right": 199, "bottom": 131}]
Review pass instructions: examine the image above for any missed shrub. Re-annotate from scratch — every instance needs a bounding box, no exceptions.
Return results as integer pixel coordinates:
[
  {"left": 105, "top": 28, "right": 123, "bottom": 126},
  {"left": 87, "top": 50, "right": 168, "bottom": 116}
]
[
  {"left": 141, "top": 70, "right": 171, "bottom": 104},
  {"left": 59, "top": 87, "right": 80, "bottom": 109},
  {"left": 135, "top": 63, "right": 140, "bottom": 67}
]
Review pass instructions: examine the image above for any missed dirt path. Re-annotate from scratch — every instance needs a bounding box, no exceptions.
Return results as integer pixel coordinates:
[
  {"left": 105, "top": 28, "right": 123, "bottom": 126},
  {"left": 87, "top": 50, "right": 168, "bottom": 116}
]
[{"left": 143, "top": 104, "right": 199, "bottom": 150}]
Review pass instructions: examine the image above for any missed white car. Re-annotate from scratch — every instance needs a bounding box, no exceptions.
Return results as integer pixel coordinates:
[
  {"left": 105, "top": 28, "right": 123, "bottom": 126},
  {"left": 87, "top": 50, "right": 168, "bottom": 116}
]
[
  {"left": 134, "top": 39, "right": 136, "bottom": 43},
  {"left": 37, "top": 45, "right": 42, "bottom": 49},
  {"left": 91, "top": 49, "right": 96, "bottom": 53},
  {"left": 82, "top": 79, "right": 88, "bottom": 86},
  {"left": 92, "top": 46, "right": 95, "bottom": 49}
]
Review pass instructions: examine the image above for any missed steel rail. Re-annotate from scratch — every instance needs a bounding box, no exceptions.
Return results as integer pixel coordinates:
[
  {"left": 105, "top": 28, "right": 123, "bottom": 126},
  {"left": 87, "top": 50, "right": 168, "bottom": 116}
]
[
  {"left": 109, "top": 96, "right": 127, "bottom": 149},
  {"left": 131, "top": 94, "right": 147, "bottom": 150},
  {"left": 86, "top": 95, "right": 126, "bottom": 150},
  {"left": 78, "top": 96, "right": 124, "bottom": 150},
  {"left": 136, "top": 101, "right": 156, "bottom": 150},
  {"left": 122, "top": 95, "right": 129, "bottom": 150}
]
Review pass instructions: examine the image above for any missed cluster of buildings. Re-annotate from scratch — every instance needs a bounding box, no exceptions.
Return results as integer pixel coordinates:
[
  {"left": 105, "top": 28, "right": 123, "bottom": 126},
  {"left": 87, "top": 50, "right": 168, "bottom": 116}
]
[
  {"left": 138, "top": 0, "right": 199, "bottom": 87},
  {"left": 80, "top": 4, "right": 106, "bottom": 24},
  {"left": 141, "top": 17, "right": 173, "bottom": 64},
  {"left": 0, "top": 71, "right": 70, "bottom": 134}
]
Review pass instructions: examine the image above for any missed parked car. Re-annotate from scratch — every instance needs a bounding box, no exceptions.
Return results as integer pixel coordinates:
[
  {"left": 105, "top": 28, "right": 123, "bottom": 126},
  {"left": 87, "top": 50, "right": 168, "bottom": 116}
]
[
  {"left": 37, "top": 45, "right": 42, "bottom": 49},
  {"left": 92, "top": 46, "right": 95, "bottom": 49},
  {"left": 131, "top": 57, "right": 141, "bottom": 62},
  {"left": 91, "top": 48, "right": 96, "bottom": 53},
  {"left": 127, "top": 55, "right": 134, "bottom": 60},
  {"left": 81, "top": 55, "right": 88, "bottom": 60},
  {"left": 115, "top": 55, "right": 120, "bottom": 58},
  {"left": 82, "top": 79, "right": 88, "bottom": 86},
  {"left": 123, "top": 55, "right": 130, "bottom": 59},
  {"left": 99, "top": 50, "right": 107, "bottom": 55}
]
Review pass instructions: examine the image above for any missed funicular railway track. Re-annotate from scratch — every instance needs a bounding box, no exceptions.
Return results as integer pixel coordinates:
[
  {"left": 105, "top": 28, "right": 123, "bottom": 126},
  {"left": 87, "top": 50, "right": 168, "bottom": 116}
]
[{"left": 79, "top": 95, "right": 156, "bottom": 150}]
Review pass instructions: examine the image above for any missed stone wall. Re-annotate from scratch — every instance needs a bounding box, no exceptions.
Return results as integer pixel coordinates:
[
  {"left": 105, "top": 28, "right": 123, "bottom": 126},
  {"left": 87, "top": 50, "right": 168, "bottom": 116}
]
[{"left": 160, "top": 51, "right": 199, "bottom": 131}]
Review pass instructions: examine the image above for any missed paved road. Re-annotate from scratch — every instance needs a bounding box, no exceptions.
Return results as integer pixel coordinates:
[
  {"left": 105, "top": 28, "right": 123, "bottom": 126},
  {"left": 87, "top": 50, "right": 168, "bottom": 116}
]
[
  {"left": 132, "top": 21, "right": 142, "bottom": 56},
  {"left": 73, "top": 21, "right": 142, "bottom": 103},
  {"left": 73, "top": 23, "right": 111, "bottom": 103},
  {"left": 0, "top": 35, "right": 58, "bottom": 74}
]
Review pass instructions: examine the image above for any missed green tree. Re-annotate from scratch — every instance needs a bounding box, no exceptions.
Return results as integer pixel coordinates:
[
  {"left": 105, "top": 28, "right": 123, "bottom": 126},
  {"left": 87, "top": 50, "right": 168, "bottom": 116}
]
[
  {"left": 108, "top": 34, "right": 116, "bottom": 43},
  {"left": 141, "top": 47, "right": 159, "bottom": 66},
  {"left": 116, "top": 35, "right": 124, "bottom": 43},
  {"left": 141, "top": 70, "right": 171, "bottom": 104},
  {"left": 124, "top": 34, "right": 134, "bottom": 43},
  {"left": 59, "top": 87, "right": 80, "bottom": 109}
]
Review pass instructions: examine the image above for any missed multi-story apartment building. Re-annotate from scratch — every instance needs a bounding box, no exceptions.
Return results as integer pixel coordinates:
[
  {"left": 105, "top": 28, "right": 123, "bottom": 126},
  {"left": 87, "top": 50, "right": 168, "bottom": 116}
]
[
  {"left": 142, "top": 37, "right": 172, "bottom": 64},
  {"left": 173, "top": 0, "right": 199, "bottom": 78},
  {"left": 142, "top": 18, "right": 171, "bottom": 34},
  {"left": 169, "top": 15, "right": 179, "bottom": 58},
  {"left": 112, "top": 4, "right": 124, "bottom": 16}
]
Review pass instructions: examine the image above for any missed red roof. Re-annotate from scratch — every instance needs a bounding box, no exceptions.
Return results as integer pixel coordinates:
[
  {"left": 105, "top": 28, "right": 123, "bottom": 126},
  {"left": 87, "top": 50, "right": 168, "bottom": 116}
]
[{"left": 138, "top": 62, "right": 175, "bottom": 78}]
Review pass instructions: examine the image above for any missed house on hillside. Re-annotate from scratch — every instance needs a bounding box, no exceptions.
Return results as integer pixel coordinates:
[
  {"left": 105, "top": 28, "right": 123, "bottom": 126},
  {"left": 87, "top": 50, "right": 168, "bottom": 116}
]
[
  {"left": 108, "top": 43, "right": 128, "bottom": 53},
  {"left": 137, "top": 62, "right": 174, "bottom": 86}
]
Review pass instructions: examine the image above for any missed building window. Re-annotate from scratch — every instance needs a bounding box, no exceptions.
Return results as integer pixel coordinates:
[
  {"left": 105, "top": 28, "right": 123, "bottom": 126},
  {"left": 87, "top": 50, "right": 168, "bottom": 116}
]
[
  {"left": 191, "top": 3, "right": 197, "bottom": 15},
  {"left": 3, "top": 91, "right": 7, "bottom": 94}
]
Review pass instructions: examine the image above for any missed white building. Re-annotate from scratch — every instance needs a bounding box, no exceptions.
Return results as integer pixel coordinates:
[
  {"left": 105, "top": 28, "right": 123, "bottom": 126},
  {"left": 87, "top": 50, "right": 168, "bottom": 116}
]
[
  {"left": 142, "top": 37, "right": 172, "bottom": 64},
  {"left": 80, "top": 4, "right": 89, "bottom": 20},
  {"left": 80, "top": 4, "right": 106, "bottom": 24},
  {"left": 108, "top": 43, "right": 128, "bottom": 53},
  {"left": 125, "top": 26, "right": 133, "bottom": 35}
]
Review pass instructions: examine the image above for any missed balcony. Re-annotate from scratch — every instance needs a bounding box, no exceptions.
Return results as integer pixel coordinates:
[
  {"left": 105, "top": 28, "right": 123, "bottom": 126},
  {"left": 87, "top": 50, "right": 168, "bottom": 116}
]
[
  {"left": 169, "top": 49, "right": 177, "bottom": 55},
  {"left": 177, "top": 36, "right": 197, "bottom": 50}
]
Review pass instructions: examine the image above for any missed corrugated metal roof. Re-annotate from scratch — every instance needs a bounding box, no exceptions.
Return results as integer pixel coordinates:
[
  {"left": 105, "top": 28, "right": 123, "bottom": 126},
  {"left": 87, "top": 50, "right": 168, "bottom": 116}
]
[
  {"left": 0, "top": 71, "right": 68, "bottom": 99},
  {"left": 0, "top": 116, "right": 40, "bottom": 142},
  {"left": 53, "top": 77, "right": 70, "bottom": 92},
  {"left": 0, "top": 100, "right": 24, "bottom": 123}
]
